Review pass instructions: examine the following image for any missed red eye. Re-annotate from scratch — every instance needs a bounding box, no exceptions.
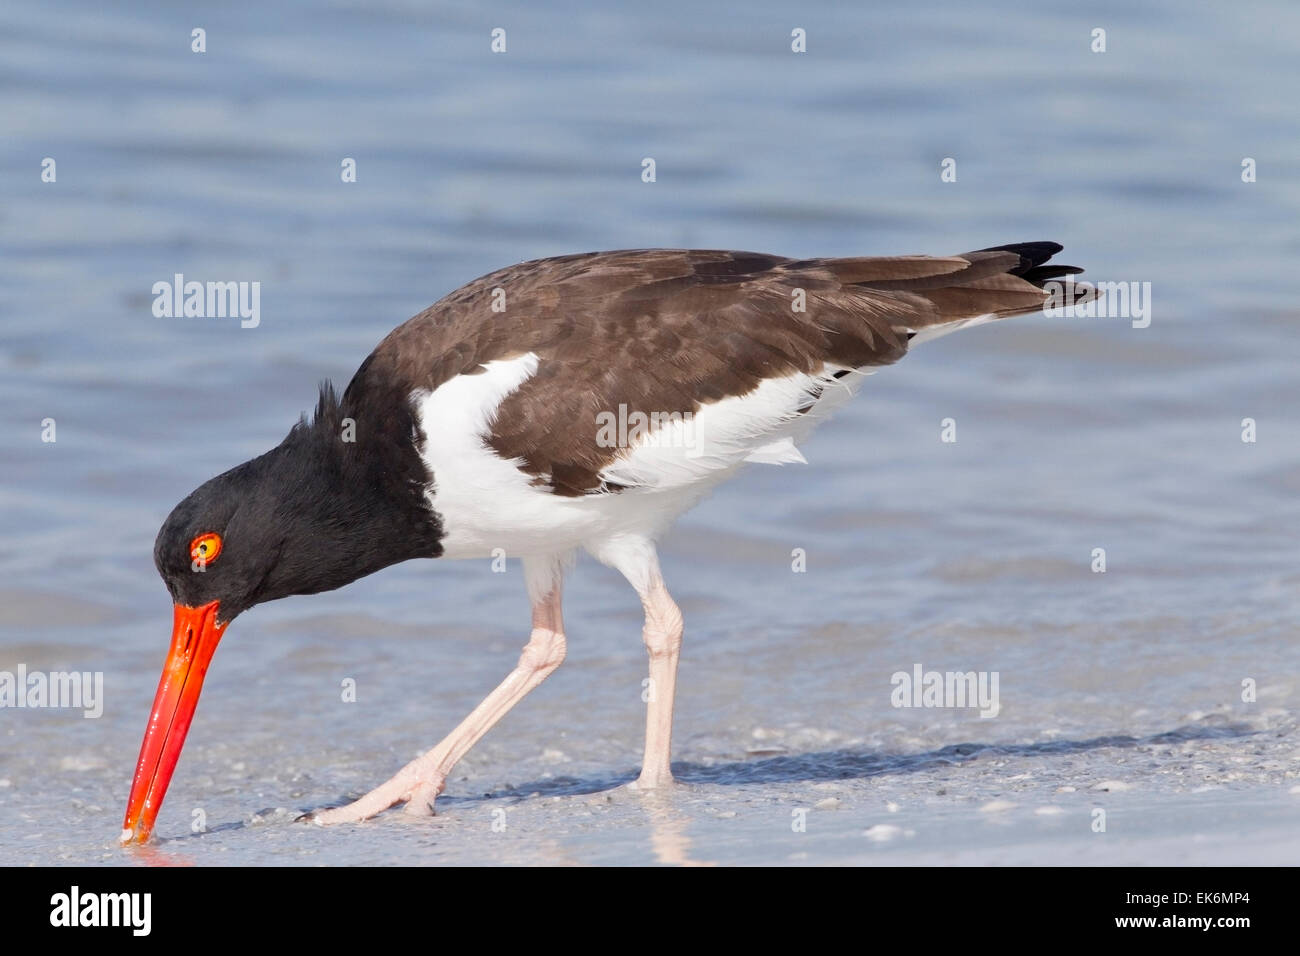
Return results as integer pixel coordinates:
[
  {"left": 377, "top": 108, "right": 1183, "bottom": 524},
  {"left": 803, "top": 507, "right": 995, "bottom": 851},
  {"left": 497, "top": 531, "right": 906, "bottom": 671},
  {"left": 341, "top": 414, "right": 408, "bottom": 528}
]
[{"left": 190, "top": 532, "right": 222, "bottom": 565}]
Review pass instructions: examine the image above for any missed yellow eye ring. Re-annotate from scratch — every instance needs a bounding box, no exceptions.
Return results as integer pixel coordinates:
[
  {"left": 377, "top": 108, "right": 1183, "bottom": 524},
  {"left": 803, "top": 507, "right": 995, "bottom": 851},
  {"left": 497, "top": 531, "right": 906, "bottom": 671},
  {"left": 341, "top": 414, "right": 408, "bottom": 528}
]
[{"left": 190, "top": 532, "right": 223, "bottom": 565}]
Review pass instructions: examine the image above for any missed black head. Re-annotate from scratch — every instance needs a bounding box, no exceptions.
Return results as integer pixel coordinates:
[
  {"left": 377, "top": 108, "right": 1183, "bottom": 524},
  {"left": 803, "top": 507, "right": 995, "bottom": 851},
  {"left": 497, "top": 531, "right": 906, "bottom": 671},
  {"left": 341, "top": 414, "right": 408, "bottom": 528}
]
[
  {"left": 153, "top": 381, "right": 443, "bottom": 623},
  {"left": 127, "top": 380, "right": 442, "bottom": 843}
]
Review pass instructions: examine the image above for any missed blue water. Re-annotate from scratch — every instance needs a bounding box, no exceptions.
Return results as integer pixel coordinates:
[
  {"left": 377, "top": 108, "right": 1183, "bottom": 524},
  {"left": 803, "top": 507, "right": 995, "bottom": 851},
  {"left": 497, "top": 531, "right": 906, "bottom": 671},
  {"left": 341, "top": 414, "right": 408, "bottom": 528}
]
[{"left": 1, "top": 1, "right": 1297, "bottom": 865}]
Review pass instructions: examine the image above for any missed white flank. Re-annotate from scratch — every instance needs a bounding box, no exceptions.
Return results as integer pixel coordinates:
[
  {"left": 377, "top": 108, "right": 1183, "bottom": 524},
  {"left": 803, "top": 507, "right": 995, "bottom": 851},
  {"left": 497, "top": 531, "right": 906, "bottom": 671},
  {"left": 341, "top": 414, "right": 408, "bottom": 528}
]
[
  {"left": 417, "top": 355, "right": 872, "bottom": 560},
  {"left": 600, "top": 364, "right": 870, "bottom": 490},
  {"left": 906, "top": 312, "right": 999, "bottom": 346}
]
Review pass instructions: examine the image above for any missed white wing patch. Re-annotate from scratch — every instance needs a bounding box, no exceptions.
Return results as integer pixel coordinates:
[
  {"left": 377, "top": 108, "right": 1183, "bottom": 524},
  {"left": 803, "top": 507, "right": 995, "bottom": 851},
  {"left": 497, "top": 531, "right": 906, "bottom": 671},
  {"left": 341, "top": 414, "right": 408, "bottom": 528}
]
[{"left": 599, "top": 364, "right": 870, "bottom": 491}]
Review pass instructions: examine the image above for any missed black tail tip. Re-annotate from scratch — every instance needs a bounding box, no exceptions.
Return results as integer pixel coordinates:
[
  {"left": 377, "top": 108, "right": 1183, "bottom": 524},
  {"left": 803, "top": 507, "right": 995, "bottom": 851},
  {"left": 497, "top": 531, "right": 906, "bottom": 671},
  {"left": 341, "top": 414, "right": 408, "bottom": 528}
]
[
  {"left": 977, "top": 241, "right": 1083, "bottom": 285},
  {"left": 975, "top": 240, "right": 1064, "bottom": 266}
]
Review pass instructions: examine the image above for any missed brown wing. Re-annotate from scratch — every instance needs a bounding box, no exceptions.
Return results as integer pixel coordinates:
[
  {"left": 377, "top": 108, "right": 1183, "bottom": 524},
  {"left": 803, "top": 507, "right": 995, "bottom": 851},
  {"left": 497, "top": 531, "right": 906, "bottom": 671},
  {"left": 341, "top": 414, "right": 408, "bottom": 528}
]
[{"left": 359, "top": 244, "right": 1084, "bottom": 495}]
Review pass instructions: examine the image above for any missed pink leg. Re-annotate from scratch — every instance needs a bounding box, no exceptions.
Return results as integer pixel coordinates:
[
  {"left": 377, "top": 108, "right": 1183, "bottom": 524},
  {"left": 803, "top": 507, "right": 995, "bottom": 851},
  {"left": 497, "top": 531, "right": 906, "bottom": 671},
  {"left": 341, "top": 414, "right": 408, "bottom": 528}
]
[
  {"left": 590, "top": 535, "right": 684, "bottom": 790},
  {"left": 634, "top": 573, "right": 683, "bottom": 788},
  {"left": 309, "top": 571, "right": 565, "bottom": 825}
]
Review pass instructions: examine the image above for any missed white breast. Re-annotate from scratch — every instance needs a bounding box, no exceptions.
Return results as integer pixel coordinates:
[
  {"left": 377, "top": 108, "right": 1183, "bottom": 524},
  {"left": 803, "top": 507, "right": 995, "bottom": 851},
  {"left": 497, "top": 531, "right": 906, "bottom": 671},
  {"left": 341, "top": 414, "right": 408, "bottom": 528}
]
[{"left": 416, "top": 353, "right": 870, "bottom": 560}]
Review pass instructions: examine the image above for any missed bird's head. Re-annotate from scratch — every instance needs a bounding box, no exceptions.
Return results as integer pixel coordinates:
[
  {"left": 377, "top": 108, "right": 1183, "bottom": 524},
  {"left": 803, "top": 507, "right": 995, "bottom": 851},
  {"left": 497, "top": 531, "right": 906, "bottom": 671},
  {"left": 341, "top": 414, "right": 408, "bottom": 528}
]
[{"left": 121, "top": 379, "right": 442, "bottom": 844}]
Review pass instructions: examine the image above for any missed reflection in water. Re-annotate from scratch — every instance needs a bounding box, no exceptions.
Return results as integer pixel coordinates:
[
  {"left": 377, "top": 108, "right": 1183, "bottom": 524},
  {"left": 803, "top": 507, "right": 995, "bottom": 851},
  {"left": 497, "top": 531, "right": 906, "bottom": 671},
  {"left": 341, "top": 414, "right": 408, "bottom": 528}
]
[
  {"left": 643, "top": 792, "right": 716, "bottom": 868},
  {"left": 127, "top": 843, "right": 195, "bottom": 868}
]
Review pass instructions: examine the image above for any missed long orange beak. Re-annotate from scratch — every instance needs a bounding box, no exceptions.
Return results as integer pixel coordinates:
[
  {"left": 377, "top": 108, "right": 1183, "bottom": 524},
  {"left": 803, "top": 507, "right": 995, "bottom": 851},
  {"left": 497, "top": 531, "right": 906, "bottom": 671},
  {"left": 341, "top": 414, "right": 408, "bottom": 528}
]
[{"left": 121, "top": 601, "right": 227, "bottom": 845}]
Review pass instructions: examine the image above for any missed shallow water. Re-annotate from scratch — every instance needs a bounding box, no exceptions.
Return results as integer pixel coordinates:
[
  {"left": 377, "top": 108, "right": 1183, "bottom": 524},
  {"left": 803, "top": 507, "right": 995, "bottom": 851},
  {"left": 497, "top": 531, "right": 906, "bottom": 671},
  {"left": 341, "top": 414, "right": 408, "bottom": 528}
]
[{"left": 1, "top": 1, "right": 1298, "bottom": 865}]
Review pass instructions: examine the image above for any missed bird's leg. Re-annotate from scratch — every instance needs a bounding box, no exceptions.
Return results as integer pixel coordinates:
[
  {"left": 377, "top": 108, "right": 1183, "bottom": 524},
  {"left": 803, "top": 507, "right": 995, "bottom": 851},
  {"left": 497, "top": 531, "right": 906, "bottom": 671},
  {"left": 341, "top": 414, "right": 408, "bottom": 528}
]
[
  {"left": 592, "top": 537, "right": 684, "bottom": 790},
  {"left": 309, "top": 575, "right": 565, "bottom": 825},
  {"left": 634, "top": 572, "right": 683, "bottom": 788}
]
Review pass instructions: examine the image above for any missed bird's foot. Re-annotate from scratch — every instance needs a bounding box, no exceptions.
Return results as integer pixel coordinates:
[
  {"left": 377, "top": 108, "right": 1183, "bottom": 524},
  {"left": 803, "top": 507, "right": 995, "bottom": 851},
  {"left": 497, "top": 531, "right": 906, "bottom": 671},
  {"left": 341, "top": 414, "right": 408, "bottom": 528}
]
[
  {"left": 627, "top": 769, "right": 676, "bottom": 792},
  {"left": 299, "top": 769, "right": 447, "bottom": 825},
  {"left": 402, "top": 777, "right": 445, "bottom": 818}
]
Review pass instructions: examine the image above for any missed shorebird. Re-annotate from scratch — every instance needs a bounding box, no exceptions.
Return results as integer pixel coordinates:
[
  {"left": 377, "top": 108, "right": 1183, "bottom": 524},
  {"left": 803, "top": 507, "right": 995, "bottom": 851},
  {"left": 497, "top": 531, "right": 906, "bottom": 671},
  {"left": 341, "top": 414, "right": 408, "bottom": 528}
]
[{"left": 122, "top": 242, "right": 1087, "bottom": 843}]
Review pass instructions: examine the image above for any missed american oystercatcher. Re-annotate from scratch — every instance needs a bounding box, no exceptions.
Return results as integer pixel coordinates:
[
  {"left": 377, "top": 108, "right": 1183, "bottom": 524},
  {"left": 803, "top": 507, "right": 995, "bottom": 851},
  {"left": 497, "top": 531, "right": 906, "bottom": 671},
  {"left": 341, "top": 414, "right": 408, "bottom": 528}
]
[{"left": 122, "top": 242, "right": 1087, "bottom": 843}]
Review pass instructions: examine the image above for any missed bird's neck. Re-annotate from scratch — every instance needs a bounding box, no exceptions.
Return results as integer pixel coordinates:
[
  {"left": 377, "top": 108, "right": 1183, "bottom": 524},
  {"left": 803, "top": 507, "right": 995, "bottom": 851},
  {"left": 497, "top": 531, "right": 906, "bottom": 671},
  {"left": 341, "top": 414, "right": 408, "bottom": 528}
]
[{"left": 256, "top": 385, "right": 444, "bottom": 601}]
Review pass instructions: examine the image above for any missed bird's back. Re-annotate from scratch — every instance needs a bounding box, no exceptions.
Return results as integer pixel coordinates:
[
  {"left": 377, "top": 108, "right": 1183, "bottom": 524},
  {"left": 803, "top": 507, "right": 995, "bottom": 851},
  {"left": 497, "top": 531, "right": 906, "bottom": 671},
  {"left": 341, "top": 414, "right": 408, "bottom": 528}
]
[{"left": 350, "top": 245, "right": 1082, "bottom": 501}]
